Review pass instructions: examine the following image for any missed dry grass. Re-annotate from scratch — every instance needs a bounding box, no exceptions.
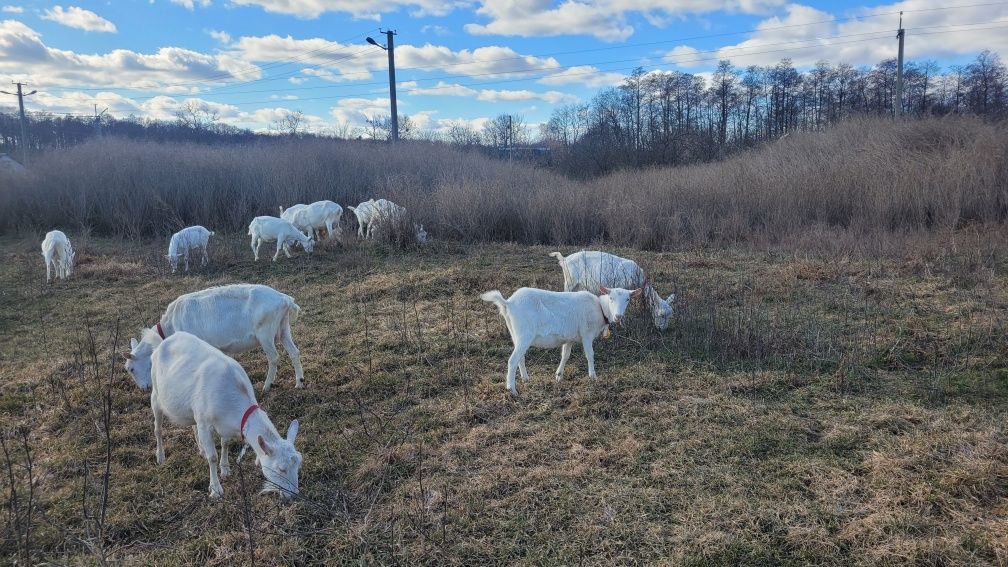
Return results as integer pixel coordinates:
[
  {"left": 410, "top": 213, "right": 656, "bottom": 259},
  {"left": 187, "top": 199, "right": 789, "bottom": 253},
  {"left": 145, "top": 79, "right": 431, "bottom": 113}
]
[
  {"left": 1, "top": 116, "right": 1006, "bottom": 253},
  {"left": 0, "top": 233, "right": 1005, "bottom": 565}
]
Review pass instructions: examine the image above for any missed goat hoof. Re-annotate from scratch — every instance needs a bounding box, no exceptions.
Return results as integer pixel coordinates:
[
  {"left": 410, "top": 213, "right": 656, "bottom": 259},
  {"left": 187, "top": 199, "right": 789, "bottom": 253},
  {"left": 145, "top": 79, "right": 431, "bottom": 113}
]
[{"left": 209, "top": 486, "right": 224, "bottom": 499}]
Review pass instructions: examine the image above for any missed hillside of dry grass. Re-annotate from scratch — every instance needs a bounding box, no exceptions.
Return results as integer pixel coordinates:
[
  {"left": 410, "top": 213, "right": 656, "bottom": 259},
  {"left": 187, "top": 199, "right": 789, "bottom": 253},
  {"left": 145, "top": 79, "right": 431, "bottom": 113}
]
[
  {"left": 1, "top": 116, "right": 1006, "bottom": 252},
  {"left": 0, "top": 234, "right": 1005, "bottom": 564}
]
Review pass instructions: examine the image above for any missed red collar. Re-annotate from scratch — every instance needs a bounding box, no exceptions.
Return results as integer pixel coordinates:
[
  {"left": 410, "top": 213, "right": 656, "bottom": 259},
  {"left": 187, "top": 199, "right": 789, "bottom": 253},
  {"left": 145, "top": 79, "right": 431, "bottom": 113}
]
[
  {"left": 155, "top": 322, "right": 166, "bottom": 339},
  {"left": 240, "top": 404, "right": 259, "bottom": 439}
]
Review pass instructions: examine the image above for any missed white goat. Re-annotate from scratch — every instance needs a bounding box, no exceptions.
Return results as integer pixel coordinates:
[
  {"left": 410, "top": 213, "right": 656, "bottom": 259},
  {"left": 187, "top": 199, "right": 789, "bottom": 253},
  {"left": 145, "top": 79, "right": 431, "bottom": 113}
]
[
  {"left": 284, "top": 200, "right": 343, "bottom": 241},
  {"left": 125, "top": 284, "right": 304, "bottom": 393},
  {"left": 347, "top": 198, "right": 426, "bottom": 243},
  {"left": 248, "top": 216, "right": 314, "bottom": 261},
  {"left": 480, "top": 286, "right": 640, "bottom": 394},
  {"left": 346, "top": 199, "right": 377, "bottom": 237},
  {"left": 138, "top": 330, "right": 302, "bottom": 499},
  {"left": 167, "top": 225, "right": 214, "bottom": 273},
  {"left": 41, "top": 230, "right": 75, "bottom": 283},
  {"left": 549, "top": 250, "right": 676, "bottom": 330}
]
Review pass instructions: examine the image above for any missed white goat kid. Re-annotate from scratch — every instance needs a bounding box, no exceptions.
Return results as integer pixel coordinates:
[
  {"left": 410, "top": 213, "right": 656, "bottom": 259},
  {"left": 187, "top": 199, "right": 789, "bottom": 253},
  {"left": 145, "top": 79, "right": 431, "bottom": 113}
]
[
  {"left": 142, "top": 330, "right": 302, "bottom": 499},
  {"left": 287, "top": 200, "right": 343, "bottom": 241},
  {"left": 481, "top": 286, "right": 640, "bottom": 394},
  {"left": 550, "top": 250, "right": 676, "bottom": 330},
  {"left": 124, "top": 284, "right": 304, "bottom": 393},
  {"left": 167, "top": 225, "right": 214, "bottom": 273},
  {"left": 248, "top": 216, "right": 314, "bottom": 261},
  {"left": 41, "top": 230, "right": 75, "bottom": 283}
]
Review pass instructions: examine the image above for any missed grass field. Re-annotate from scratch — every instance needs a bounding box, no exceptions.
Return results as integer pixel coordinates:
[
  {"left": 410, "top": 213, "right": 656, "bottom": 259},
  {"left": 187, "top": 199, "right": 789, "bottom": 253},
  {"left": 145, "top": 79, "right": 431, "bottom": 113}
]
[{"left": 0, "top": 232, "right": 1006, "bottom": 565}]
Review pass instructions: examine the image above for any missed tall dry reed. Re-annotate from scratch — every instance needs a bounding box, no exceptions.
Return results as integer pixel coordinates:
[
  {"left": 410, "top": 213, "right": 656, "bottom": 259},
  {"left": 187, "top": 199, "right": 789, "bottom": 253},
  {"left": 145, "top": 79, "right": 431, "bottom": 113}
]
[{"left": 1, "top": 116, "right": 1005, "bottom": 250}]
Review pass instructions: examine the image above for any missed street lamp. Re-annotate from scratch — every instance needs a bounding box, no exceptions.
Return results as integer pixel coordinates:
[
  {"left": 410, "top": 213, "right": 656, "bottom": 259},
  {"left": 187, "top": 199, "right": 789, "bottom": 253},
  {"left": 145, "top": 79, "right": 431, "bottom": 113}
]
[{"left": 366, "top": 30, "right": 398, "bottom": 142}]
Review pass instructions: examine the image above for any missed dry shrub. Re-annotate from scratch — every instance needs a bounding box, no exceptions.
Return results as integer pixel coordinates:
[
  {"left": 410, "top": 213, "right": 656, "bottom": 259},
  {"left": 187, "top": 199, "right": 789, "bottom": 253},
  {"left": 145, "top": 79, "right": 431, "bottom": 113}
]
[{"left": 0, "top": 116, "right": 1006, "bottom": 253}]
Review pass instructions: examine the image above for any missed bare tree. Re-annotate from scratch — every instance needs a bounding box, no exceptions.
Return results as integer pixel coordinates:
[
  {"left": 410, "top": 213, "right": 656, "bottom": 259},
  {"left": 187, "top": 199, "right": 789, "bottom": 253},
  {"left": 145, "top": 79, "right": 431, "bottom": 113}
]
[
  {"left": 272, "top": 110, "right": 305, "bottom": 136},
  {"left": 174, "top": 101, "right": 220, "bottom": 130}
]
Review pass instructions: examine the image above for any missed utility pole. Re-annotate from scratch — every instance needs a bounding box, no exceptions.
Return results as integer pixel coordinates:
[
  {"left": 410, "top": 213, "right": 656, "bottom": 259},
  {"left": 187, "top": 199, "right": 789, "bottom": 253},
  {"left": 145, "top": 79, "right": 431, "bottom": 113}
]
[
  {"left": 366, "top": 30, "right": 399, "bottom": 142},
  {"left": 1, "top": 82, "right": 38, "bottom": 165},
  {"left": 93, "top": 105, "right": 108, "bottom": 138},
  {"left": 896, "top": 12, "right": 905, "bottom": 117},
  {"left": 386, "top": 30, "right": 398, "bottom": 142}
]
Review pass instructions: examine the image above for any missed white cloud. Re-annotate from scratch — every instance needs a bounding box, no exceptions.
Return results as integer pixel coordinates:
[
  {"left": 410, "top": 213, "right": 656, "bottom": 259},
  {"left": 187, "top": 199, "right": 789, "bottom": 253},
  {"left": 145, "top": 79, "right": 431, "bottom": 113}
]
[
  {"left": 538, "top": 65, "right": 626, "bottom": 87},
  {"left": 406, "top": 81, "right": 577, "bottom": 104},
  {"left": 228, "top": 0, "right": 463, "bottom": 19},
  {"left": 665, "top": 2, "right": 1008, "bottom": 70},
  {"left": 420, "top": 24, "right": 450, "bottom": 36},
  {"left": 477, "top": 88, "right": 577, "bottom": 104},
  {"left": 329, "top": 96, "right": 390, "bottom": 127},
  {"left": 207, "top": 29, "right": 231, "bottom": 44},
  {"left": 228, "top": 35, "right": 562, "bottom": 83},
  {"left": 41, "top": 6, "right": 117, "bottom": 33},
  {"left": 397, "top": 44, "right": 560, "bottom": 78},
  {"left": 0, "top": 20, "right": 255, "bottom": 89},
  {"left": 229, "top": 34, "right": 382, "bottom": 82},
  {"left": 1, "top": 5, "right": 23, "bottom": 13},
  {"left": 408, "top": 81, "right": 478, "bottom": 97},
  {"left": 465, "top": 0, "right": 787, "bottom": 42},
  {"left": 170, "top": 0, "right": 211, "bottom": 9}
]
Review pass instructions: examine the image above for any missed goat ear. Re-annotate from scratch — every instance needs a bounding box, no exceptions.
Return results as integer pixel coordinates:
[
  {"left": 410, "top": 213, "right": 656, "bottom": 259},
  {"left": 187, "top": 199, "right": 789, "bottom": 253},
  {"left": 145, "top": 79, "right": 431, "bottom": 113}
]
[
  {"left": 130, "top": 338, "right": 139, "bottom": 349},
  {"left": 287, "top": 419, "right": 299, "bottom": 443},
  {"left": 257, "top": 435, "right": 273, "bottom": 457},
  {"left": 599, "top": 286, "right": 610, "bottom": 295},
  {"left": 631, "top": 288, "right": 642, "bottom": 298},
  {"left": 667, "top": 294, "right": 676, "bottom": 303}
]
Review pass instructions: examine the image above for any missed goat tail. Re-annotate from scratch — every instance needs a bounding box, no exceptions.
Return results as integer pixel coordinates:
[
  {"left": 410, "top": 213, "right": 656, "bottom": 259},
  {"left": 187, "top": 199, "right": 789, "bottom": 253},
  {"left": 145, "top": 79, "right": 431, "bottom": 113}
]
[
  {"left": 346, "top": 206, "right": 356, "bottom": 213},
  {"left": 287, "top": 299, "right": 302, "bottom": 325},
  {"left": 209, "top": 231, "right": 215, "bottom": 236},
  {"left": 278, "top": 205, "right": 285, "bottom": 215},
  {"left": 480, "top": 290, "right": 508, "bottom": 317},
  {"left": 550, "top": 251, "right": 574, "bottom": 291}
]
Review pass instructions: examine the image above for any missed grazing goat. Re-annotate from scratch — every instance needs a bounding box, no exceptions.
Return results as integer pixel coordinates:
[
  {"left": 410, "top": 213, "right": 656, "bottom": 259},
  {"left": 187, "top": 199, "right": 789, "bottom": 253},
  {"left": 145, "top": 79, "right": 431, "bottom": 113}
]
[
  {"left": 167, "top": 225, "right": 214, "bottom": 273},
  {"left": 138, "top": 330, "right": 302, "bottom": 499},
  {"left": 283, "top": 200, "right": 343, "bottom": 241},
  {"left": 480, "top": 286, "right": 640, "bottom": 394},
  {"left": 346, "top": 199, "right": 377, "bottom": 237},
  {"left": 41, "top": 230, "right": 75, "bottom": 283},
  {"left": 549, "top": 250, "right": 676, "bottom": 330},
  {"left": 248, "top": 216, "right": 314, "bottom": 261},
  {"left": 348, "top": 199, "right": 426, "bottom": 243},
  {"left": 125, "top": 284, "right": 304, "bottom": 393}
]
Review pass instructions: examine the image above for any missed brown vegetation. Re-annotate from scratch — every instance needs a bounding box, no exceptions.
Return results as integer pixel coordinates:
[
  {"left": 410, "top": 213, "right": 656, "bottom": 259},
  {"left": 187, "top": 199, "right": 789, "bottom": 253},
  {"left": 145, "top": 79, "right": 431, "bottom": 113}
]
[
  {"left": 1, "top": 116, "right": 1006, "bottom": 253},
  {"left": 0, "top": 234, "right": 1005, "bottom": 564}
]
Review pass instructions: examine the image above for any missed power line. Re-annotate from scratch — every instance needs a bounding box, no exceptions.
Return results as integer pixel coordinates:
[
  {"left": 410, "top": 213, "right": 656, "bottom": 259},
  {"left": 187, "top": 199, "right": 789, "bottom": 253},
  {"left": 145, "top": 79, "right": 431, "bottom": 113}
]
[
  {"left": 203, "top": 25, "right": 1008, "bottom": 108},
  {"left": 41, "top": 2, "right": 1006, "bottom": 96},
  {"left": 100, "top": 18, "right": 1008, "bottom": 104},
  {"left": 21, "top": 18, "right": 1008, "bottom": 113}
]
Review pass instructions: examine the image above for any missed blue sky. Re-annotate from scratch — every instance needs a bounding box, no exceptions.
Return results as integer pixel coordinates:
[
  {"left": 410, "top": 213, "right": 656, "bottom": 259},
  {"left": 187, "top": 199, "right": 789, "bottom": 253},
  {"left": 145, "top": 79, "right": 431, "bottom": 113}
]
[{"left": 1, "top": 1, "right": 1006, "bottom": 135}]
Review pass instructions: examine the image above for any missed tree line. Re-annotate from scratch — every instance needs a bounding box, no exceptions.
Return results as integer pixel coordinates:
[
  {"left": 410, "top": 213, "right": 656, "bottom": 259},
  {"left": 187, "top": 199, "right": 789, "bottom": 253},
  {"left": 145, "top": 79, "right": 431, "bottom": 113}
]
[
  {"left": 540, "top": 51, "right": 1007, "bottom": 176},
  {"left": 1, "top": 51, "right": 1005, "bottom": 176}
]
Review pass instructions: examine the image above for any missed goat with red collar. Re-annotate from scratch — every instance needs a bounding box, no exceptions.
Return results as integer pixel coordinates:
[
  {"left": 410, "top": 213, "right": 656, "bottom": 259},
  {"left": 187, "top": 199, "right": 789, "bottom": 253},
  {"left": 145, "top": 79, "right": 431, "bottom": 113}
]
[
  {"left": 138, "top": 330, "right": 302, "bottom": 500},
  {"left": 481, "top": 285, "right": 640, "bottom": 395}
]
